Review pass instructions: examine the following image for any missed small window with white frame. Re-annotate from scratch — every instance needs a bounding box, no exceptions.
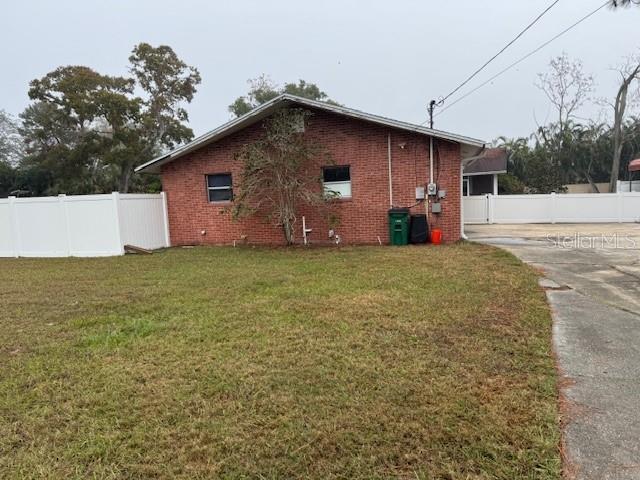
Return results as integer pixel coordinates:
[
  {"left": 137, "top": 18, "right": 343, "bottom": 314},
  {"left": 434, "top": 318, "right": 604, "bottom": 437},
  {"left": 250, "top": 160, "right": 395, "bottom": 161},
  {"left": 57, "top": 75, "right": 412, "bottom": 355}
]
[
  {"left": 206, "top": 173, "right": 233, "bottom": 202},
  {"left": 323, "top": 165, "right": 351, "bottom": 198}
]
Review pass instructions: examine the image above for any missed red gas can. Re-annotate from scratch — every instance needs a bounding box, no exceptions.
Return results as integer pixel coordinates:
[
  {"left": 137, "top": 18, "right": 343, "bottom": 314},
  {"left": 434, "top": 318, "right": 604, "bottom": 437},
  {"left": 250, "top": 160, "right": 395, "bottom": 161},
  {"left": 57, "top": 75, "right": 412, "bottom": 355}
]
[{"left": 430, "top": 229, "right": 442, "bottom": 245}]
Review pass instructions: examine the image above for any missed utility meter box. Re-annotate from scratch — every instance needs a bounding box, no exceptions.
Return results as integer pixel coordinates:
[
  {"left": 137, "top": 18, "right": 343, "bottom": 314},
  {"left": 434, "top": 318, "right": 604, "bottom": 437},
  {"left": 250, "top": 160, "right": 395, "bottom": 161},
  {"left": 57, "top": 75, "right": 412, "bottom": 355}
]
[
  {"left": 415, "top": 186, "right": 425, "bottom": 200},
  {"left": 431, "top": 202, "right": 442, "bottom": 214},
  {"left": 427, "top": 182, "right": 437, "bottom": 196}
]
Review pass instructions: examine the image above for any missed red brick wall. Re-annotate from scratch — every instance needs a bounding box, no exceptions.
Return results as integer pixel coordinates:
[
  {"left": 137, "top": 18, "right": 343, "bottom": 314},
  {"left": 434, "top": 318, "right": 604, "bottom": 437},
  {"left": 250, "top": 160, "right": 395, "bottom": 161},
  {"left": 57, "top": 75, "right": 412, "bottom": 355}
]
[{"left": 160, "top": 109, "right": 462, "bottom": 246}]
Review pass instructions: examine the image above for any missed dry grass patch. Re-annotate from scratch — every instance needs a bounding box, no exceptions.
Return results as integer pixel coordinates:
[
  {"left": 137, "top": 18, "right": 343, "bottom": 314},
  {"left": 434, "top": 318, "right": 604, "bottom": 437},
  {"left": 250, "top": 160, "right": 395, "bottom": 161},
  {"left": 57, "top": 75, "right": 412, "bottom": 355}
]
[{"left": 0, "top": 243, "right": 559, "bottom": 479}]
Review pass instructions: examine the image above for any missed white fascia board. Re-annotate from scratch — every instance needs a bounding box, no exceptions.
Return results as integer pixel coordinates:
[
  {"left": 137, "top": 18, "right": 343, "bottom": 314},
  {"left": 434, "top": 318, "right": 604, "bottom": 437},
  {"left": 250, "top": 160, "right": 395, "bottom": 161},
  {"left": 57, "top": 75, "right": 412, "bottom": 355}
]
[{"left": 463, "top": 170, "right": 507, "bottom": 177}]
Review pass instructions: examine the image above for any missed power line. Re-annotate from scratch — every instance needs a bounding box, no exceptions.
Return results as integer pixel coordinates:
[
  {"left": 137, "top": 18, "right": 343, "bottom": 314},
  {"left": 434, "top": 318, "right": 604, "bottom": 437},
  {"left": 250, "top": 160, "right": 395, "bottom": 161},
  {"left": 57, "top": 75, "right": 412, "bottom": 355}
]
[
  {"left": 439, "top": 0, "right": 561, "bottom": 104},
  {"left": 434, "top": 0, "right": 609, "bottom": 119}
]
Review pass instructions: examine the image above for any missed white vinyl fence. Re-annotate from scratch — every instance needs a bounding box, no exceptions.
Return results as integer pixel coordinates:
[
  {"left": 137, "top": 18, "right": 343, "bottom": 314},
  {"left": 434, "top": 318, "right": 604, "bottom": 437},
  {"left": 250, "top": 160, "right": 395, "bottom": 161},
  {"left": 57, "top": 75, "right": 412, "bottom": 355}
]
[
  {"left": 0, "top": 193, "right": 170, "bottom": 257},
  {"left": 618, "top": 180, "right": 640, "bottom": 193},
  {"left": 464, "top": 192, "right": 640, "bottom": 225}
]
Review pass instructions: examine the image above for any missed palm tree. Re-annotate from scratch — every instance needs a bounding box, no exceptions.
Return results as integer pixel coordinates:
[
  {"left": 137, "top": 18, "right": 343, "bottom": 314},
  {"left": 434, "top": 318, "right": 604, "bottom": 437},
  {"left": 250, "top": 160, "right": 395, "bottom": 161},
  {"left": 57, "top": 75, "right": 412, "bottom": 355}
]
[{"left": 494, "top": 136, "right": 530, "bottom": 182}]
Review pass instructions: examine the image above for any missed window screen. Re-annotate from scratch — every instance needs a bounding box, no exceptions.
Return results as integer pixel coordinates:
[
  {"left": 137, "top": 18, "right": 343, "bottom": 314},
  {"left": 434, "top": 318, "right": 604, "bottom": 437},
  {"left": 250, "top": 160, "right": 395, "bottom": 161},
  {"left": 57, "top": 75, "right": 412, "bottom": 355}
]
[
  {"left": 323, "top": 166, "right": 351, "bottom": 198},
  {"left": 206, "top": 174, "right": 233, "bottom": 202},
  {"left": 323, "top": 166, "right": 350, "bottom": 183}
]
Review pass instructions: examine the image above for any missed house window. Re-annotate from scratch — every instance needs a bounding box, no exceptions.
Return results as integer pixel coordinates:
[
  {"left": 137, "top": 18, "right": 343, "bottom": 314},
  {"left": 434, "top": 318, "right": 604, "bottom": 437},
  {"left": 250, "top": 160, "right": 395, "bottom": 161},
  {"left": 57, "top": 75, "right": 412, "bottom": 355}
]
[
  {"left": 206, "top": 174, "right": 233, "bottom": 202},
  {"left": 323, "top": 165, "right": 351, "bottom": 198}
]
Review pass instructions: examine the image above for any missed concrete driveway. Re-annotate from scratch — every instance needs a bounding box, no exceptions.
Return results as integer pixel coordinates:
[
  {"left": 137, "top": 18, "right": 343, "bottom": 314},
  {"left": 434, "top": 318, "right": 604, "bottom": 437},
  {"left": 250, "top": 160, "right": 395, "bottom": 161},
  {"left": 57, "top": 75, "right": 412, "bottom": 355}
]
[{"left": 466, "top": 223, "right": 640, "bottom": 480}]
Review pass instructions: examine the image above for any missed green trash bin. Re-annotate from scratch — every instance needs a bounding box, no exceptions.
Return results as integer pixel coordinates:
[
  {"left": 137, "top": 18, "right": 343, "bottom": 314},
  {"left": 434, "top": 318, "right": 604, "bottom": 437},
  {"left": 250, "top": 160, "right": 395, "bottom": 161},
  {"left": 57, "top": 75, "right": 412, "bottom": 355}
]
[{"left": 388, "top": 208, "right": 410, "bottom": 245}]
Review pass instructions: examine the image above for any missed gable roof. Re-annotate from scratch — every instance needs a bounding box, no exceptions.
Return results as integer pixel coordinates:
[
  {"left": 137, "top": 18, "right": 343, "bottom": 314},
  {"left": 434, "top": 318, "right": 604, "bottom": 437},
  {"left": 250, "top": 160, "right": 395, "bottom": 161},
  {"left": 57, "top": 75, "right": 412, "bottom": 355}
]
[
  {"left": 463, "top": 148, "right": 508, "bottom": 176},
  {"left": 135, "top": 94, "right": 485, "bottom": 174}
]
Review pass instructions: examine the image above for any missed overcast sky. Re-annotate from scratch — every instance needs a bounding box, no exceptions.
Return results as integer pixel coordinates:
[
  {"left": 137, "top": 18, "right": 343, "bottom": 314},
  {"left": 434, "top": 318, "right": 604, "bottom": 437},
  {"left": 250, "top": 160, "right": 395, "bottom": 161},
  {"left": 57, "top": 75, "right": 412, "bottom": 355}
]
[{"left": 3, "top": 0, "right": 639, "bottom": 143}]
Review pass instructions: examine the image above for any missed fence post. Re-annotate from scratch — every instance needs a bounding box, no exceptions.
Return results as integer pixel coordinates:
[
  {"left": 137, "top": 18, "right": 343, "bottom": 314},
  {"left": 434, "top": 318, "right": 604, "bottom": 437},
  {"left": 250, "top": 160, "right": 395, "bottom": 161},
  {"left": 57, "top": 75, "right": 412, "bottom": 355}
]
[
  {"left": 8, "top": 196, "right": 20, "bottom": 258},
  {"left": 550, "top": 192, "right": 556, "bottom": 224},
  {"left": 111, "top": 192, "right": 125, "bottom": 255},
  {"left": 487, "top": 194, "right": 494, "bottom": 224},
  {"left": 58, "top": 194, "right": 72, "bottom": 256},
  {"left": 485, "top": 194, "right": 489, "bottom": 224},
  {"left": 160, "top": 191, "right": 171, "bottom": 247},
  {"left": 617, "top": 191, "right": 623, "bottom": 223}
]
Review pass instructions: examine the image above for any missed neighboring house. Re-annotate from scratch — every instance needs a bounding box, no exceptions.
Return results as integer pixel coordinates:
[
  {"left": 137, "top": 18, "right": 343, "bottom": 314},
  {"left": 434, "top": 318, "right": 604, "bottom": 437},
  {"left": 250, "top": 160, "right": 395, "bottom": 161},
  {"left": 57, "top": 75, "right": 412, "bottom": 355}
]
[
  {"left": 623, "top": 159, "right": 640, "bottom": 192},
  {"left": 462, "top": 148, "right": 507, "bottom": 196},
  {"left": 136, "top": 94, "right": 484, "bottom": 245}
]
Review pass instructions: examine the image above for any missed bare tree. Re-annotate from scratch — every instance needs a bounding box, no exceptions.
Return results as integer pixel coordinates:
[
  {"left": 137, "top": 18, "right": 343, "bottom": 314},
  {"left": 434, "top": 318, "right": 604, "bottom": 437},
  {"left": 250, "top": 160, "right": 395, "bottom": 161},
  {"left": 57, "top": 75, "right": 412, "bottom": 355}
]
[
  {"left": 536, "top": 54, "right": 594, "bottom": 139},
  {"left": 608, "top": 56, "right": 640, "bottom": 192},
  {"left": 232, "top": 108, "right": 336, "bottom": 245},
  {"left": 535, "top": 54, "right": 594, "bottom": 186}
]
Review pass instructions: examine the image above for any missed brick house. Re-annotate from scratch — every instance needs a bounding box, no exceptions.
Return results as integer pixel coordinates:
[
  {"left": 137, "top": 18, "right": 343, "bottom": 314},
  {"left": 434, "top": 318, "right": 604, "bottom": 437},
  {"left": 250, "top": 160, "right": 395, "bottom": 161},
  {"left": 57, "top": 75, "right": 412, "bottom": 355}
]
[{"left": 136, "top": 94, "right": 485, "bottom": 245}]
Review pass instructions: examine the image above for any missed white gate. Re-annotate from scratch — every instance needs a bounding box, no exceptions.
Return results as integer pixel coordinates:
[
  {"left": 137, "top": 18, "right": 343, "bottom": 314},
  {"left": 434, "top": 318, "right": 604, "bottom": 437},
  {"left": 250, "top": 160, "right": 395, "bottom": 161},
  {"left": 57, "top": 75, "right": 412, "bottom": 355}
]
[
  {"left": 462, "top": 196, "right": 490, "bottom": 224},
  {"left": 464, "top": 193, "right": 640, "bottom": 224}
]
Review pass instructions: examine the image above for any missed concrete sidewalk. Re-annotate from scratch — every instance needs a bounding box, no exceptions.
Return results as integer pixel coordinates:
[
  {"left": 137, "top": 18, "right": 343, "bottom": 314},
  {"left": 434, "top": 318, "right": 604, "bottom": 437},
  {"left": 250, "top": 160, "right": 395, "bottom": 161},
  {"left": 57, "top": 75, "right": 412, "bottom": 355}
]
[{"left": 466, "top": 224, "right": 640, "bottom": 479}]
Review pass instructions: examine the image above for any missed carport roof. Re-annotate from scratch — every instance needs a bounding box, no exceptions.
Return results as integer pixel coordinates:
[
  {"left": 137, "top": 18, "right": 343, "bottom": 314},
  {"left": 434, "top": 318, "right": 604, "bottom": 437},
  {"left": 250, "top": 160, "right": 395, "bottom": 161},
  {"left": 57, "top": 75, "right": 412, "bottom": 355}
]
[
  {"left": 135, "top": 94, "right": 486, "bottom": 174},
  {"left": 629, "top": 158, "right": 640, "bottom": 172}
]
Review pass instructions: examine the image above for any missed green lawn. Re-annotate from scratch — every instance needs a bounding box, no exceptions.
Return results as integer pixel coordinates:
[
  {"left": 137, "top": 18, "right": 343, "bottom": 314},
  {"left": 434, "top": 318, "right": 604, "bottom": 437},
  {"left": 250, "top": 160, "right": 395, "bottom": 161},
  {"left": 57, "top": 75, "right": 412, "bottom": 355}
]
[{"left": 0, "top": 244, "right": 559, "bottom": 479}]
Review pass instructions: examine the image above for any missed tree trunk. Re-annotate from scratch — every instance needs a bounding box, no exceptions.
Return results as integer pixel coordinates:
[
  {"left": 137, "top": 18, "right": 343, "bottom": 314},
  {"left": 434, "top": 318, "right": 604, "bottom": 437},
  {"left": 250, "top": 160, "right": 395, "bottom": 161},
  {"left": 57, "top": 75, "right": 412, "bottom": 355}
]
[
  {"left": 609, "top": 86, "right": 626, "bottom": 194},
  {"left": 584, "top": 171, "right": 600, "bottom": 193},
  {"left": 609, "top": 65, "right": 640, "bottom": 193},
  {"left": 610, "top": 139, "right": 624, "bottom": 194},
  {"left": 282, "top": 221, "right": 294, "bottom": 245},
  {"left": 119, "top": 164, "right": 132, "bottom": 193}
]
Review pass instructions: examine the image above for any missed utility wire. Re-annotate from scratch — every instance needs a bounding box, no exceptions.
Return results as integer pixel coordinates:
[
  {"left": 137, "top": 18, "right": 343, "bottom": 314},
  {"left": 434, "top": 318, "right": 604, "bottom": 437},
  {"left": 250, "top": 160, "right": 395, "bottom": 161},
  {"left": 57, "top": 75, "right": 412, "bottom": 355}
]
[
  {"left": 434, "top": 0, "right": 609, "bottom": 119},
  {"left": 439, "top": 0, "right": 561, "bottom": 104}
]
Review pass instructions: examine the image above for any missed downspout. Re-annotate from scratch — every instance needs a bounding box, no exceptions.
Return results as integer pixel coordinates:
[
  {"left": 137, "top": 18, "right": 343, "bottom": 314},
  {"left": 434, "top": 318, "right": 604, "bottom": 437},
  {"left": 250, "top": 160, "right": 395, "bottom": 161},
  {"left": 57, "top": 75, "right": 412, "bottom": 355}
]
[
  {"left": 429, "top": 137, "right": 434, "bottom": 185},
  {"left": 426, "top": 136, "right": 434, "bottom": 229},
  {"left": 388, "top": 133, "right": 393, "bottom": 207},
  {"left": 460, "top": 162, "right": 468, "bottom": 240},
  {"left": 461, "top": 145, "right": 485, "bottom": 241}
]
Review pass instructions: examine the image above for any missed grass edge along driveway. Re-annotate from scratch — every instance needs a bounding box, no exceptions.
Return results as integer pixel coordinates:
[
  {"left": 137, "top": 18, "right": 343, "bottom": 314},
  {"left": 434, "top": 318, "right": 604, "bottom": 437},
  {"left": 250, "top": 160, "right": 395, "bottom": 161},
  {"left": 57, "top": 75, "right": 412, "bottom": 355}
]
[{"left": 0, "top": 243, "right": 560, "bottom": 479}]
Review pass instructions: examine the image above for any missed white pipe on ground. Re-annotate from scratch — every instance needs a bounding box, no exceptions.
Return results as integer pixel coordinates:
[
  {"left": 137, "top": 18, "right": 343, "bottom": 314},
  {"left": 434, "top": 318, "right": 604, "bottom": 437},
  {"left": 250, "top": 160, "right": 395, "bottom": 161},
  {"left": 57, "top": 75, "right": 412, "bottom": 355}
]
[{"left": 302, "top": 215, "right": 313, "bottom": 245}]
